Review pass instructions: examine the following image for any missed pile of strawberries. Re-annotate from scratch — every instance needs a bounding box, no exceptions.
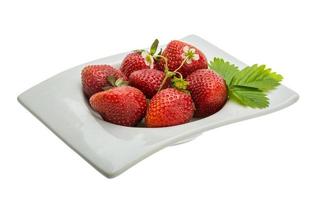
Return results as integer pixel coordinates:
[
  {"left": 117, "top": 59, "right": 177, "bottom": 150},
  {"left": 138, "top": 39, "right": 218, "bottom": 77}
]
[{"left": 81, "top": 39, "right": 228, "bottom": 127}]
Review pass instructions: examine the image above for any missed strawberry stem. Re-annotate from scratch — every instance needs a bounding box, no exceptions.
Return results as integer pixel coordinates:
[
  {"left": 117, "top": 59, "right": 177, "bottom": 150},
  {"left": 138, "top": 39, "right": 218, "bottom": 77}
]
[
  {"left": 173, "top": 56, "right": 189, "bottom": 73},
  {"left": 157, "top": 75, "right": 169, "bottom": 92},
  {"left": 156, "top": 55, "right": 172, "bottom": 92},
  {"left": 155, "top": 55, "right": 169, "bottom": 72},
  {"left": 175, "top": 71, "right": 183, "bottom": 79},
  {"left": 156, "top": 55, "right": 190, "bottom": 93}
]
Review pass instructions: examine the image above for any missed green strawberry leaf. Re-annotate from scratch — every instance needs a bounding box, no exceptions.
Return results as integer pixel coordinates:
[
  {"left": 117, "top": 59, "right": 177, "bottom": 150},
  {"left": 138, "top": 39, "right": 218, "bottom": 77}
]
[
  {"left": 115, "top": 78, "right": 129, "bottom": 87},
  {"left": 229, "top": 85, "right": 269, "bottom": 108},
  {"left": 209, "top": 57, "right": 240, "bottom": 85},
  {"left": 150, "top": 39, "right": 159, "bottom": 55},
  {"left": 157, "top": 48, "right": 163, "bottom": 56},
  {"left": 107, "top": 76, "right": 128, "bottom": 88},
  {"left": 107, "top": 76, "right": 116, "bottom": 86},
  {"left": 231, "top": 64, "right": 283, "bottom": 92}
]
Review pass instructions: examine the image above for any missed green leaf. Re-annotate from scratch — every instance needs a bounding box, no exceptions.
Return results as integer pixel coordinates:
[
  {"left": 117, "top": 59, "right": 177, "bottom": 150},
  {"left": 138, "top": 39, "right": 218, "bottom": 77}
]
[
  {"left": 157, "top": 48, "right": 162, "bottom": 56},
  {"left": 171, "top": 76, "right": 189, "bottom": 91},
  {"left": 209, "top": 57, "right": 240, "bottom": 85},
  {"left": 115, "top": 78, "right": 129, "bottom": 87},
  {"left": 231, "top": 64, "right": 283, "bottom": 92},
  {"left": 107, "top": 76, "right": 128, "bottom": 87},
  {"left": 150, "top": 39, "right": 159, "bottom": 55},
  {"left": 107, "top": 76, "right": 116, "bottom": 86},
  {"left": 229, "top": 86, "right": 269, "bottom": 108}
]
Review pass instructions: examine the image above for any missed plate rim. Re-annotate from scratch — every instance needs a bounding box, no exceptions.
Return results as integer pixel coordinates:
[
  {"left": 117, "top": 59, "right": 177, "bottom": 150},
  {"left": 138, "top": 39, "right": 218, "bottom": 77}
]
[{"left": 17, "top": 34, "right": 299, "bottom": 178}]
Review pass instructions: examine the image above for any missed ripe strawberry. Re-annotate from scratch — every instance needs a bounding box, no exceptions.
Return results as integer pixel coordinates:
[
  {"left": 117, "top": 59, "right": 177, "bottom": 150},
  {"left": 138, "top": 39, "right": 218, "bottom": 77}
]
[
  {"left": 155, "top": 40, "right": 208, "bottom": 77},
  {"left": 145, "top": 88, "right": 195, "bottom": 127},
  {"left": 89, "top": 85, "right": 147, "bottom": 127},
  {"left": 129, "top": 69, "right": 166, "bottom": 98},
  {"left": 186, "top": 69, "right": 228, "bottom": 117},
  {"left": 120, "top": 39, "right": 160, "bottom": 77},
  {"left": 81, "top": 65, "right": 127, "bottom": 97}
]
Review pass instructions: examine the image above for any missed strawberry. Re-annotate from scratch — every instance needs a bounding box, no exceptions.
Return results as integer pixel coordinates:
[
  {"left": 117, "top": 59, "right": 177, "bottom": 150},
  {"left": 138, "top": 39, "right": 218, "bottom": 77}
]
[
  {"left": 155, "top": 40, "right": 208, "bottom": 77},
  {"left": 186, "top": 69, "right": 228, "bottom": 117},
  {"left": 145, "top": 88, "right": 195, "bottom": 127},
  {"left": 120, "top": 39, "right": 160, "bottom": 77},
  {"left": 81, "top": 65, "right": 127, "bottom": 97},
  {"left": 129, "top": 69, "right": 166, "bottom": 98},
  {"left": 89, "top": 77, "right": 147, "bottom": 126}
]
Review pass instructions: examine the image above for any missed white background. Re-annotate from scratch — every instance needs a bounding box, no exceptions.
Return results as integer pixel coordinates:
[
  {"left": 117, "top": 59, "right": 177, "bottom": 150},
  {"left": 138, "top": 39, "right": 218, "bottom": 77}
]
[{"left": 1, "top": 0, "right": 316, "bottom": 199}]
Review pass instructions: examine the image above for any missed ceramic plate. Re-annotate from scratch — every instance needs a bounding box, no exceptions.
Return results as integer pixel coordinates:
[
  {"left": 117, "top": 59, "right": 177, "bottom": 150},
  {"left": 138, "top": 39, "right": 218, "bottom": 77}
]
[{"left": 18, "top": 35, "right": 299, "bottom": 178}]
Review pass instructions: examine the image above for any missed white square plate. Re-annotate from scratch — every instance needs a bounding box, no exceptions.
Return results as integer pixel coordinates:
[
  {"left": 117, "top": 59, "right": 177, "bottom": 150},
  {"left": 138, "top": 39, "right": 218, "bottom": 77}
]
[{"left": 18, "top": 35, "right": 299, "bottom": 178}]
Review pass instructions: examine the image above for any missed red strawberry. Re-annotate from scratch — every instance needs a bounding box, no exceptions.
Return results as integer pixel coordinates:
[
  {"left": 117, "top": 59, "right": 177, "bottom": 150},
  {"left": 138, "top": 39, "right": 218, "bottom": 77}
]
[
  {"left": 81, "top": 65, "right": 127, "bottom": 97},
  {"left": 155, "top": 40, "right": 208, "bottom": 77},
  {"left": 120, "top": 39, "right": 160, "bottom": 77},
  {"left": 129, "top": 69, "right": 166, "bottom": 98},
  {"left": 120, "top": 52, "right": 151, "bottom": 77},
  {"left": 145, "top": 88, "right": 195, "bottom": 127},
  {"left": 89, "top": 85, "right": 147, "bottom": 127},
  {"left": 186, "top": 69, "right": 227, "bottom": 117}
]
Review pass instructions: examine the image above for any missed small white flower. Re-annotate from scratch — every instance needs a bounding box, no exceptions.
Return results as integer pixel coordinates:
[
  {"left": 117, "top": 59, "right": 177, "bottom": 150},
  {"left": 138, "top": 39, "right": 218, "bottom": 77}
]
[
  {"left": 141, "top": 51, "right": 154, "bottom": 68},
  {"left": 181, "top": 46, "right": 199, "bottom": 64},
  {"left": 192, "top": 53, "right": 199, "bottom": 61}
]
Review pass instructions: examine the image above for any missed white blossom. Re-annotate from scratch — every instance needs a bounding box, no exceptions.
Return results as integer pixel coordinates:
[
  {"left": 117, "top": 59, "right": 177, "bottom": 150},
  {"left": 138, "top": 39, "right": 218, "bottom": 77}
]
[{"left": 181, "top": 46, "right": 199, "bottom": 64}]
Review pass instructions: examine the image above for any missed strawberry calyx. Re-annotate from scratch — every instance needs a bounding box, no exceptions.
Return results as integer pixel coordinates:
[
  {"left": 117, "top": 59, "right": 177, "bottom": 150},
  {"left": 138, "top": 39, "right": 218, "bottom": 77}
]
[
  {"left": 171, "top": 71, "right": 189, "bottom": 93},
  {"left": 103, "top": 76, "right": 128, "bottom": 90},
  {"left": 171, "top": 76, "right": 189, "bottom": 93}
]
